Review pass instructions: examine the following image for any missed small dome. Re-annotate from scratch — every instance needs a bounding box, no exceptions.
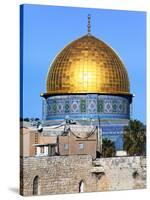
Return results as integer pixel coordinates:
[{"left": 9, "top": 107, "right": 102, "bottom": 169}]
[{"left": 46, "top": 35, "right": 130, "bottom": 95}]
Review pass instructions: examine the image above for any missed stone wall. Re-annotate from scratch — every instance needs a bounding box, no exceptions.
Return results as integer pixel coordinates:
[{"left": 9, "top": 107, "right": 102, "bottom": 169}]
[
  {"left": 93, "top": 156, "right": 146, "bottom": 191},
  {"left": 20, "top": 155, "right": 146, "bottom": 196}
]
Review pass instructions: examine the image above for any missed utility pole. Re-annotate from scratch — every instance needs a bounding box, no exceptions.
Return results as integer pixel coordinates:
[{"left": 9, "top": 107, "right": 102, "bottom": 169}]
[{"left": 98, "top": 117, "right": 102, "bottom": 154}]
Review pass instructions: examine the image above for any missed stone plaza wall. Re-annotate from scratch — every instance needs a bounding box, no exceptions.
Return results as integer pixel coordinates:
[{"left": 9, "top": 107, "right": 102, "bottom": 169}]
[
  {"left": 20, "top": 155, "right": 146, "bottom": 196},
  {"left": 94, "top": 156, "right": 146, "bottom": 191}
]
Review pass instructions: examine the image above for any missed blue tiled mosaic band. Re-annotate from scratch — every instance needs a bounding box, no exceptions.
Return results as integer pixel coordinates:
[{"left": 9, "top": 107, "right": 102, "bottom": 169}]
[{"left": 43, "top": 94, "right": 130, "bottom": 121}]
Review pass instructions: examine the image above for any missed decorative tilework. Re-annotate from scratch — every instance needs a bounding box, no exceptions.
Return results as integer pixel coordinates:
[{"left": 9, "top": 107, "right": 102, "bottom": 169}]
[
  {"left": 52, "top": 100, "right": 57, "bottom": 113},
  {"left": 112, "top": 100, "right": 117, "bottom": 113},
  {"left": 88, "top": 99, "right": 97, "bottom": 113},
  {"left": 43, "top": 94, "right": 131, "bottom": 121},
  {"left": 80, "top": 99, "right": 86, "bottom": 113},
  {"left": 48, "top": 103, "right": 52, "bottom": 114},
  {"left": 118, "top": 103, "right": 123, "bottom": 113},
  {"left": 97, "top": 99, "right": 104, "bottom": 113},
  {"left": 65, "top": 101, "right": 70, "bottom": 113},
  {"left": 123, "top": 99, "right": 127, "bottom": 114},
  {"left": 71, "top": 101, "right": 80, "bottom": 113},
  {"left": 57, "top": 102, "right": 64, "bottom": 113},
  {"left": 104, "top": 101, "right": 112, "bottom": 113}
]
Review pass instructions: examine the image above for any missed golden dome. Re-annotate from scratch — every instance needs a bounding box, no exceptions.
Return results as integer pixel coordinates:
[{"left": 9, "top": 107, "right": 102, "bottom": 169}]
[{"left": 46, "top": 35, "right": 130, "bottom": 95}]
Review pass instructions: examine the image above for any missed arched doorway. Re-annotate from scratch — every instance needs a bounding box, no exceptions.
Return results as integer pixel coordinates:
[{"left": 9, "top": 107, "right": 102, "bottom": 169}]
[
  {"left": 79, "top": 180, "right": 84, "bottom": 193},
  {"left": 33, "top": 175, "right": 39, "bottom": 195}
]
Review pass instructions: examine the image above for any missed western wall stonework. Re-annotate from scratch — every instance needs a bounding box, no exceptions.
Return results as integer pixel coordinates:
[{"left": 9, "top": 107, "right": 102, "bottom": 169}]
[{"left": 20, "top": 155, "right": 146, "bottom": 196}]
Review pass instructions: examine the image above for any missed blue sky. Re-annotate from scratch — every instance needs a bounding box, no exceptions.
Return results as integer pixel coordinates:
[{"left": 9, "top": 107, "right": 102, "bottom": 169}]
[{"left": 21, "top": 4, "right": 146, "bottom": 123}]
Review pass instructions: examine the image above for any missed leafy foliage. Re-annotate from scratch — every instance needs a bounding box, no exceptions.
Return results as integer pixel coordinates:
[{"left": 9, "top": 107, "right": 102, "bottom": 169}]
[
  {"left": 123, "top": 120, "right": 146, "bottom": 156},
  {"left": 22, "top": 118, "right": 40, "bottom": 122},
  {"left": 23, "top": 118, "right": 30, "bottom": 122},
  {"left": 35, "top": 118, "right": 40, "bottom": 121},
  {"left": 102, "top": 138, "right": 116, "bottom": 157}
]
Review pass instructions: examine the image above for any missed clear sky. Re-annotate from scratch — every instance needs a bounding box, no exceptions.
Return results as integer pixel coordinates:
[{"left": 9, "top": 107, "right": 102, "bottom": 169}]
[{"left": 21, "top": 4, "right": 146, "bottom": 124}]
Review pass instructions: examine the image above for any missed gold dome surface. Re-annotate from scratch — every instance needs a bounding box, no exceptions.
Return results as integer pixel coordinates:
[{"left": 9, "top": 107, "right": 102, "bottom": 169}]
[{"left": 46, "top": 35, "right": 130, "bottom": 95}]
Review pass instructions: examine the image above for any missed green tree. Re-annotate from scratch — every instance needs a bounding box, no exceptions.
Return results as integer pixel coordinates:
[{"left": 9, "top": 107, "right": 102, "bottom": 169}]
[
  {"left": 35, "top": 118, "right": 40, "bottom": 121},
  {"left": 24, "top": 118, "right": 30, "bottom": 122},
  {"left": 123, "top": 119, "right": 146, "bottom": 156},
  {"left": 102, "top": 138, "right": 116, "bottom": 157}
]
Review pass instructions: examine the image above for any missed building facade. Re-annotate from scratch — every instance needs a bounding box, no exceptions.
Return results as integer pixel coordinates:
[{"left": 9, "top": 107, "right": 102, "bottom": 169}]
[
  {"left": 41, "top": 26, "right": 133, "bottom": 150},
  {"left": 20, "top": 124, "right": 97, "bottom": 158}
]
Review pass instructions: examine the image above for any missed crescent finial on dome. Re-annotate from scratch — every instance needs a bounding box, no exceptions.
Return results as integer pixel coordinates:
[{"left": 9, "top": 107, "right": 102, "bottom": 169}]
[{"left": 87, "top": 14, "right": 91, "bottom": 35}]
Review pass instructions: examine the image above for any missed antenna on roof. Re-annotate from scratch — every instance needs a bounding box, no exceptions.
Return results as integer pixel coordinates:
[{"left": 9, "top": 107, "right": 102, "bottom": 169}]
[{"left": 87, "top": 14, "right": 91, "bottom": 35}]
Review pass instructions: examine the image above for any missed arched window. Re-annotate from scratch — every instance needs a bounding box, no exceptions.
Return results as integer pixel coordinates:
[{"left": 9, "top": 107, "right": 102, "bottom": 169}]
[
  {"left": 33, "top": 175, "right": 39, "bottom": 195},
  {"left": 79, "top": 180, "right": 84, "bottom": 193}
]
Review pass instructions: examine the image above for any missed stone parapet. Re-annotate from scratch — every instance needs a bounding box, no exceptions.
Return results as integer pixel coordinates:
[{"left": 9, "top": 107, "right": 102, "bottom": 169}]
[{"left": 20, "top": 155, "right": 146, "bottom": 196}]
